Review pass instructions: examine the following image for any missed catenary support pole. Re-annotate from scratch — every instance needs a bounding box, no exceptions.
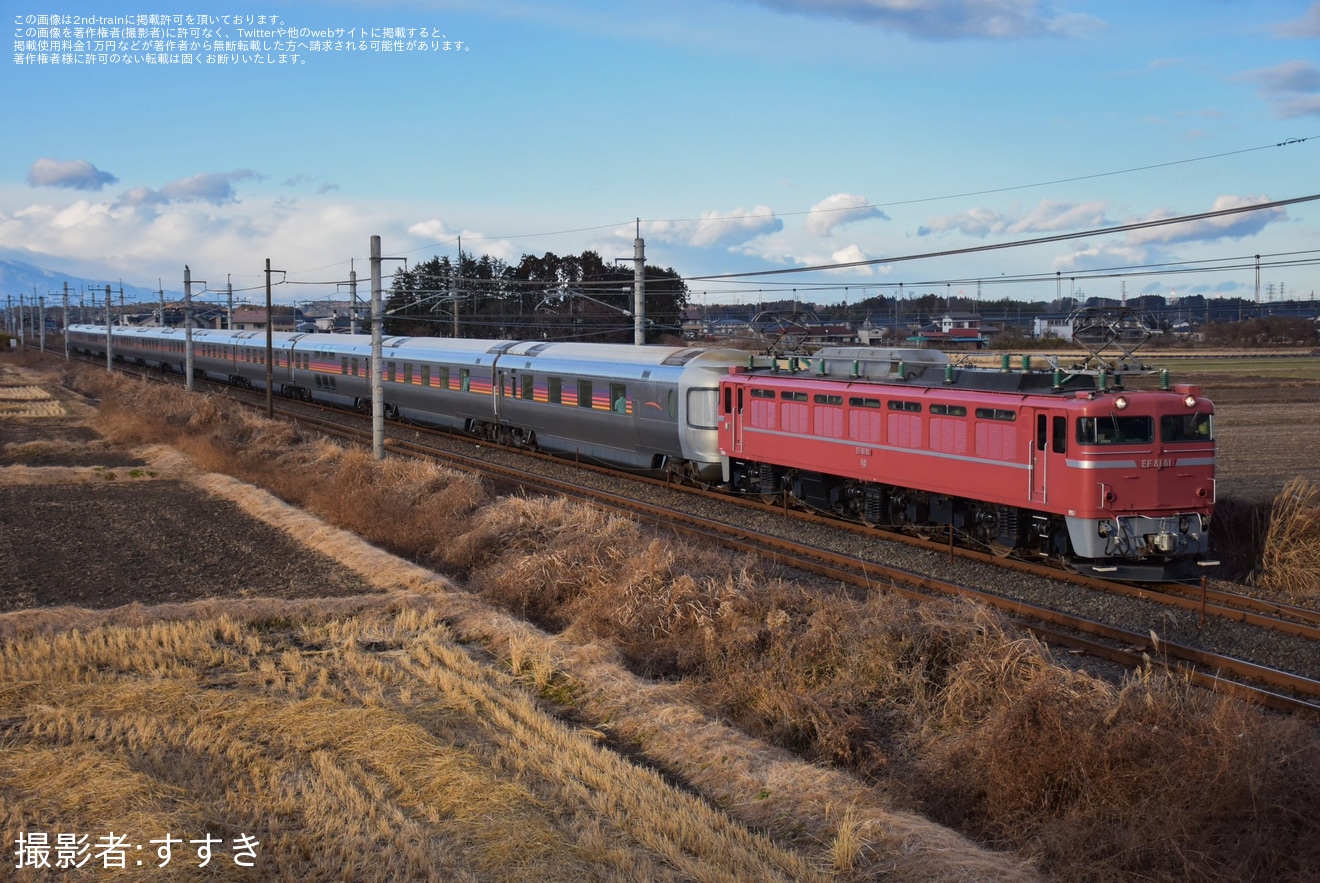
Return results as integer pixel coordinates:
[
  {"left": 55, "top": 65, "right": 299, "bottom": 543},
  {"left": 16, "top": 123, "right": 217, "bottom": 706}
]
[
  {"left": 105, "top": 285, "right": 112, "bottom": 372},
  {"left": 634, "top": 221, "right": 645, "bottom": 345},
  {"left": 371, "top": 235, "right": 384, "bottom": 461},
  {"left": 183, "top": 267, "right": 195, "bottom": 390}
]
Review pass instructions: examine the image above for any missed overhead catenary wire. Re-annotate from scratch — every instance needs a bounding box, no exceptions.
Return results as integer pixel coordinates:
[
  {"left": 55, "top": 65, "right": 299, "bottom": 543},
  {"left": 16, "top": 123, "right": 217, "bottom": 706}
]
[
  {"left": 52, "top": 138, "right": 1320, "bottom": 307},
  {"left": 257, "top": 134, "right": 1320, "bottom": 280},
  {"left": 687, "top": 193, "right": 1320, "bottom": 281}
]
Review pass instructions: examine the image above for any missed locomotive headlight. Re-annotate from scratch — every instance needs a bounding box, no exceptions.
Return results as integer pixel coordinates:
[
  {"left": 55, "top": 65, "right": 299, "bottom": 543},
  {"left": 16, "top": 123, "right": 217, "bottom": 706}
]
[
  {"left": 1183, "top": 394, "right": 1197, "bottom": 408},
  {"left": 1114, "top": 396, "right": 1128, "bottom": 410}
]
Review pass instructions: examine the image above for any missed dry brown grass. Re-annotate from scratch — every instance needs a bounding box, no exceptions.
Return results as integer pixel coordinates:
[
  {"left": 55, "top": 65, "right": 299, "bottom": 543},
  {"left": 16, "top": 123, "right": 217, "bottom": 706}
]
[
  {"left": 15, "top": 358, "right": 1320, "bottom": 881},
  {"left": 1251, "top": 477, "right": 1320, "bottom": 604},
  {"left": 425, "top": 477, "right": 1320, "bottom": 881},
  {"left": 0, "top": 597, "right": 819, "bottom": 882}
]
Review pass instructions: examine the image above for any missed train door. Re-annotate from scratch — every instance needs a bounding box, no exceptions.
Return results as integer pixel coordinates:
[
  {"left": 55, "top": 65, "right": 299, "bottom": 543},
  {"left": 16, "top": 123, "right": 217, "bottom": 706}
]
[
  {"left": 724, "top": 382, "right": 745, "bottom": 454},
  {"left": 1030, "top": 410, "right": 1069, "bottom": 504},
  {"left": 495, "top": 368, "right": 508, "bottom": 422}
]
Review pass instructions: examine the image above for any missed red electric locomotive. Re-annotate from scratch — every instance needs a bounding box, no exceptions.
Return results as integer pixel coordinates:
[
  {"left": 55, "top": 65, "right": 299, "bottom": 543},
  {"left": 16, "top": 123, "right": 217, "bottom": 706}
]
[{"left": 717, "top": 347, "right": 1215, "bottom": 581}]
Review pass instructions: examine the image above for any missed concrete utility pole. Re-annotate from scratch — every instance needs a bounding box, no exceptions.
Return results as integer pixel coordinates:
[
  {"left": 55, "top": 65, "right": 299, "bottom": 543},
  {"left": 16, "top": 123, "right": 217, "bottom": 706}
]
[
  {"left": 349, "top": 262, "right": 359, "bottom": 334},
  {"left": 183, "top": 267, "right": 204, "bottom": 390},
  {"left": 38, "top": 296, "right": 46, "bottom": 352},
  {"left": 104, "top": 285, "right": 112, "bottom": 371},
  {"left": 452, "top": 235, "right": 461, "bottom": 338},
  {"left": 633, "top": 221, "right": 645, "bottom": 345},
  {"left": 371, "top": 235, "right": 385, "bottom": 460},
  {"left": 62, "top": 283, "right": 69, "bottom": 360},
  {"left": 264, "top": 258, "right": 285, "bottom": 418}
]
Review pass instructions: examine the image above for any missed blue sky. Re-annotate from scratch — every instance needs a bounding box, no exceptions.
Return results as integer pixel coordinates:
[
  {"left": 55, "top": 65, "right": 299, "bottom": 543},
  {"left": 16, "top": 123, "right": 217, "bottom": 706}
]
[{"left": 4, "top": 0, "right": 1319, "bottom": 309}]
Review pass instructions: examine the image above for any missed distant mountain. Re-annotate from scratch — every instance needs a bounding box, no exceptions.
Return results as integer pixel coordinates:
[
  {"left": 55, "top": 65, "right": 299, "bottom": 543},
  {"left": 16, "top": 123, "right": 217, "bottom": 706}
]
[{"left": 0, "top": 258, "right": 169, "bottom": 307}]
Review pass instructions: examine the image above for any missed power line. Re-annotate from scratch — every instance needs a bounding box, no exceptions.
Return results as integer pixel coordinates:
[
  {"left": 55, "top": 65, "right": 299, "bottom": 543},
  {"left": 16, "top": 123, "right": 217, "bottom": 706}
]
[
  {"left": 688, "top": 192, "right": 1320, "bottom": 281},
  {"left": 279, "top": 136, "right": 1318, "bottom": 278},
  {"left": 662, "top": 135, "right": 1319, "bottom": 224}
]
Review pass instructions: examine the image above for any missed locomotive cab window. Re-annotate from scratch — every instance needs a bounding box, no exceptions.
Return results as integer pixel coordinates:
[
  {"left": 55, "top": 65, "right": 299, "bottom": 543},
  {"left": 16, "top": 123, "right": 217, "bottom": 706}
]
[
  {"left": 1161, "top": 412, "right": 1213, "bottom": 442},
  {"left": 1077, "top": 415, "right": 1153, "bottom": 445}
]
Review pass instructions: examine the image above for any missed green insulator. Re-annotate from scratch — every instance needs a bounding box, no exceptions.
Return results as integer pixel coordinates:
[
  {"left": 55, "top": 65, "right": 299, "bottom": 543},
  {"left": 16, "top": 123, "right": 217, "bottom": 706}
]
[
  {"left": 1098, "top": 371, "right": 1108, "bottom": 392},
  {"left": 897, "top": 360, "right": 906, "bottom": 380},
  {"left": 1053, "top": 368, "right": 1063, "bottom": 390},
  {"left": 1022, "top": 354, "right": 1032, "bottom": 372},
  {"left": 945, "top": 363, "right": 954, "bottom": 385},
  {"left": 1000, "top": 353, "right": 1010, "bottom": 372},
  {"left": 1161, "top": 368, "right": 1170, "bottom": 391},
  {"left": 852, "top": 359, "right": 860, "bottom": 379}
]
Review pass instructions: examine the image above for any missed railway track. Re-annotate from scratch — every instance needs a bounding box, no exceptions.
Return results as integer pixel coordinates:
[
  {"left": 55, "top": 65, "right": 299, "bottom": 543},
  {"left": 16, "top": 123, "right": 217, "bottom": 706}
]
[{"left": 52, "top": 344, "right": 1320, "bottom": 716}]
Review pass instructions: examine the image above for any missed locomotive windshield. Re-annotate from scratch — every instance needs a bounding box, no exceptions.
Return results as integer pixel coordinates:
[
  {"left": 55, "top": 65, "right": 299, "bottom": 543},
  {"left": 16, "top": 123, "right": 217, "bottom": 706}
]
[
  {"left": 1076, "top": 415, "right": 1154, "bottom": 446},
  {"left": 1160, "top": 412, "right": 1214, "bottom": 443}
]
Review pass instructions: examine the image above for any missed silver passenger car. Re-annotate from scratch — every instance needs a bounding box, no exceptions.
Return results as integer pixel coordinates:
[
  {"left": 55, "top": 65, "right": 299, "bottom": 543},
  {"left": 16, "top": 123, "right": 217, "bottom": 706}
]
[{"left": 70, "top": 325, "right": 747, "bottom": 481}]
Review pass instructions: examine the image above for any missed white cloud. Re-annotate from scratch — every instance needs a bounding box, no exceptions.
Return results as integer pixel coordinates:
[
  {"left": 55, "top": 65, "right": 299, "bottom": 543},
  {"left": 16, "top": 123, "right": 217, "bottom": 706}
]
[
  {"left": 1240, "top": 60, "right": 1320, "bottom": 94},
  {"left": 26, "top": 158, "right": 118, "bottom": 191},
  {"left": 1237, "top": 60, "right": 1320, "bottom": 118},
  {"left": 742, "top": 0, "right": 1104, "bottom": 40},
  {"left": 642, "top": 205, "right": 783, "bottom": 249},
  {"left": 917, "top": 205, "right": 1012, "bottom": 237},
  {"left": 0, "top": 190, "right": 417, "bottom": 296},
  {"left": 1125, "top": 194, "right": 1287, "bottom": 246},
  {"left": 823, "top": 244, "right": 884, "bottom": 275},
  {"left": 805, "top": 193, "right": 888, "bottom": 236},
  {"left": 118, "top": 170, "right": 260, "bottom": 208},
  {"left": 1012, "top": 200, "right": 1110, "bottom": 233},
  {"left": 1050, "top": 242, "right": 1149, "bottom": 274},
  {"left": 283, "top": 174, "right": 341, "bottom": 195},
  {"left": 1274, "top": 2, "right": 1320, "bottom": 38},
  {"left": 406, "top": 218, "right": 520, "bottom": 264},
  {"left": 918, "top": 199, "right": 1110, "bottom": 237}
]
